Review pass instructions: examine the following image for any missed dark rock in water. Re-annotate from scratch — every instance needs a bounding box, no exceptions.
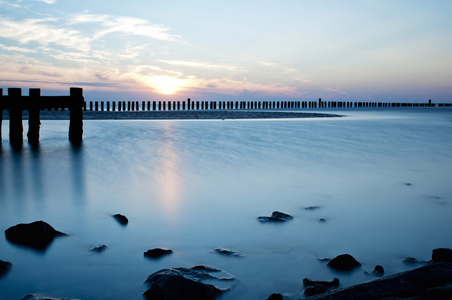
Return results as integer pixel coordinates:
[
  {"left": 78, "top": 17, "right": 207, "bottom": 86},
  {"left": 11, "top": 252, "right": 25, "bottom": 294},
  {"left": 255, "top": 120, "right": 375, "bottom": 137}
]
[
  {"left": 372, "top": 265, "right": 385, "bottom": 276},
  {"left": 318, "top": 257, "right": 331, "bottom": 262},
  {"left": 304, "top": 262, "right": 452, "bottom": 300},
  {"left": 432, "top": 248, "right": 452, "bottom": 263},
  {"left": 5, "top": 221, "right": 67, "bottom": 251},
  {"left": 0, "top": 260, "right": 12, "bottom": 277},
  {"left": 20, "top": 294, "right": 79, "bottom": 300},
  {"left": 143, "top": 265, "right": 237, "bottom": 300},
  {"left": 327, "top": 254, "right": 361, "bottom": 271},
  {"left": 113, "top": 214, "right": 128, "bottom": 225},
  {"left": 144, "top": 248, "right": 173, "bottom": 258},
  {"left": 304, "top": 206, "right": 321, "bottom": 210},
  {"left": 318, "top": 218, "right": 326, "bottom": 222},
  {"left": 265, "top": 293, "right": 283, "bottom": 300},
  {"left": 257, "top": 211, "right": 293, "bottom": 222},
  {"left": 405, "top": 182, "right": 412, "bottom": 186},
  {"left": 210, "top": 248, "right": 242, "bottom": 257},
  {"left": 403, "top": 257, "right": 423, "bottom": 264},
  {"left": 303, "top": 277, "right": 339, "bottom": 296},
  {"left": 90, "top": 245, "right": 107, "bottom": 252}
]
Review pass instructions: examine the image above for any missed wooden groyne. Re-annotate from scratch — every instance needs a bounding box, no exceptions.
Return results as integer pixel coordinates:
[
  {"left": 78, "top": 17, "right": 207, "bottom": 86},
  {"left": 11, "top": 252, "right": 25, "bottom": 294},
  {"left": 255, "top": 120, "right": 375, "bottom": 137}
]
[
  {"left": 0, "top": 87, "right": 84, "bottom": 147},
  {"left": 83, "top": 98, "right": 449, "bottom": 112}
]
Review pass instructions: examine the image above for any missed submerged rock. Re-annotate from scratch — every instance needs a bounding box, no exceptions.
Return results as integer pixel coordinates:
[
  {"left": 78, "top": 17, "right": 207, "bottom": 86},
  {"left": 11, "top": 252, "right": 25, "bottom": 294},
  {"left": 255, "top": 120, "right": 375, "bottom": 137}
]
[
  {"left": 304, "top": 206, "right": 321, "bottom": 210},
  {"left": 5, "top": 221, "right": 67, "bottom": 251},
  {"left": 0, "top": 260, "right": 12, "bottom": 277},
  {"left": 403, "top": 257, "right": 424, "bottom": 264},
  {"left": 20, "top": 294, "right": 79, "bottom": 300},
  {"left": 210, "top": 248, "right": 242, "bottom": 257},
  {"left": 327, "top": 254, "right": 361, "bottom": 271},
  {"left": 372, "top": 265, "right": 385, "bottom": 276},
  {"left": 113, "top": 214, "right": 128, "bottom": 225},
  {"left": 90, "top": 245, "right": 108, "bottom": 252},
  {"left": 144, "top": 248, "right": 173, "bottom": 258},
  {"left": 303, "top": 277, "right": 340, "bottom": 296},
  {"left": 143, "top": 265, "right": 237, "bottom": 300},
  {"left": 257, "top": 211, "right": 293, "bottom": 222}
]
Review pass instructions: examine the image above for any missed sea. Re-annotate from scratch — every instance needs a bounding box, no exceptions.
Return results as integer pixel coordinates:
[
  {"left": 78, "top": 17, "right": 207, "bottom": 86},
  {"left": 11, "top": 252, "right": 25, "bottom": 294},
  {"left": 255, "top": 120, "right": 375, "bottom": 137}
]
[{"left": 1, "top": 108, "right": 451, "bottom": 300}]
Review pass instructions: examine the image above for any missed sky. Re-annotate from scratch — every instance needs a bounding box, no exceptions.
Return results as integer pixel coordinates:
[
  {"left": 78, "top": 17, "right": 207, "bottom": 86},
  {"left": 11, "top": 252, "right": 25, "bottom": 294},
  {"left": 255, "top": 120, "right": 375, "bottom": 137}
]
[{"left": 0, "top": 0, "right": 451, "bottom": 102}]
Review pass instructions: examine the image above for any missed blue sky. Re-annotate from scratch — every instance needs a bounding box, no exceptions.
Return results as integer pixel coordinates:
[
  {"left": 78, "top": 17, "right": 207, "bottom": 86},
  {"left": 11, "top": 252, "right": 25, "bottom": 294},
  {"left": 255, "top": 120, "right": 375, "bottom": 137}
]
[{"left": 0, "top": 0, "right": 451, "bottom": 102}]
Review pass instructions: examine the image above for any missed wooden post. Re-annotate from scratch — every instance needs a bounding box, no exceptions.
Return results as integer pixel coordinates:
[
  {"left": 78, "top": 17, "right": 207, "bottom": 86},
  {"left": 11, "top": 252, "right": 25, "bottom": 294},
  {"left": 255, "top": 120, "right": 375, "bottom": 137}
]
[
  {"left": 0, "top": 88, "right": 2, "bottom": 144},
  {"left": 27, "top": 88, "right": 41, "bottom": 145},
  {"left": 8, "top": 88, "right": 23, "bottom": 147},
  {"left": 69, "top": 87, "right": 84, "bottom": 144}
]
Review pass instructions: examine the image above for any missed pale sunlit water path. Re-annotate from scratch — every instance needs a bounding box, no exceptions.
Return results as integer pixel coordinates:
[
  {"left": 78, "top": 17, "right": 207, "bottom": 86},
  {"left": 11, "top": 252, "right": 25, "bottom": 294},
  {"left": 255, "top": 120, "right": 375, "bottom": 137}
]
[{"left": 1, "top": 108, "right": 452, "bottom": 299}]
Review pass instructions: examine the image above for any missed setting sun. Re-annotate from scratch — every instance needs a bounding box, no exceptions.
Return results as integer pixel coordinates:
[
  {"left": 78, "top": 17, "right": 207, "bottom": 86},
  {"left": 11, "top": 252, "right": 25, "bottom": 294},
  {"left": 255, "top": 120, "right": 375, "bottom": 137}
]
[{"left": 146, "top": 75, "right": 184, "bottom": 95}]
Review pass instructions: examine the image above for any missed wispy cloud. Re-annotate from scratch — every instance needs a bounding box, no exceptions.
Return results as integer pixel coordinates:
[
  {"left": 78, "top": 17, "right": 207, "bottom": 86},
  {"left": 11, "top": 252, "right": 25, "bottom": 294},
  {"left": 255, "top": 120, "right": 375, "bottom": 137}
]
[
  {"left": 34, "top": 0, "right": 57, "bottom": 4},
  {"left": 158, "top": 60, "right": 241, "bottom": 71}
]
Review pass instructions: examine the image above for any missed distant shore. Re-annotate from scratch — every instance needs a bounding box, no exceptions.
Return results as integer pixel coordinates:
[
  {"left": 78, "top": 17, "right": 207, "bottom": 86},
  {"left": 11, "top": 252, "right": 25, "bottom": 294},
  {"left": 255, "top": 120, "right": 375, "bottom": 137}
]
[{"left": 2, "top": 110, "right": 342, "bottom": 120}]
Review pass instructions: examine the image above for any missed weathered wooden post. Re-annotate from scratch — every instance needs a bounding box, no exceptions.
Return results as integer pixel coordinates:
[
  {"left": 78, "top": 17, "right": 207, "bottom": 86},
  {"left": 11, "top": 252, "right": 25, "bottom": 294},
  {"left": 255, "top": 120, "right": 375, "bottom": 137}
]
[
  {"left": 8, "top": 88, "right": 23, "bottom": 147},
  {"left": 27, "top": 88, "right": 41, "bottom": 145},
  {"left": 68, "top": 87, "right": 84, "bottom": 144},
  {"left": 0, "top": 88, "right": 3, "bottom": 143}
]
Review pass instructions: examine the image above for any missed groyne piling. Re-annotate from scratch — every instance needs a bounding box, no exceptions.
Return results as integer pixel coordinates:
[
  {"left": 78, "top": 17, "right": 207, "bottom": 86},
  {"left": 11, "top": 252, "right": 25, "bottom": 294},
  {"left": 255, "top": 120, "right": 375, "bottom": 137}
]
[
  {"left": 82, "top": 98, "right": 444, "bottom": 112},
  {"left": 0, "top": 87, "right": 84, "bottom": 146}
]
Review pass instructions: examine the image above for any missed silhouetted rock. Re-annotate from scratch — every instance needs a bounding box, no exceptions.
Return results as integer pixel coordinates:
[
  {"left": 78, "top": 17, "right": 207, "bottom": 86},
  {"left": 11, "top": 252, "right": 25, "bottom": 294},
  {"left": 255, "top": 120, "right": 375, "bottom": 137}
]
[
  {"left": 20, "top": 294, "right": 79, "bottom": 300},
  {"left": 432, "top": 248, "right": 452, "bottom": 263},
  {"left": 318, "top": 218, "right": 326, "bottom": 222},
  {"left": 113, "top": 214, "right": 128, "bottom": 225},
  {"left": 304, "top": 262, "right": 452, "bottom": 300},
  {"left": 327, "top": 254, "right": 361, "bottom": 271},
  {"left": 143, "top": 265, "right": 237, "bottom": 300},
  {"left": 210, "top": 248, "right": 242, "bottom": 257},
  {"left": 90, "top": 245, "right": 108, "bottom": 252},
  {"left": 372, "top": 265, "right": 385, "bottom": 276},
  {"left": 144, "top": 248, "right": 173, "bottom": 258},
  {"left": 257, "top": 211, "right": 293, "bottom": 222},
  {"left": 0, "top": 260, "right": 12, "bottom": 277},
  {"left": 5, "top": 221, "right": 67, "bottom": 251},
  {"left": 265, "top": 293, "right": 283, "bottom": 300},
  {"left": 303, "top": 277, "right": 339, "bottom": 296}
]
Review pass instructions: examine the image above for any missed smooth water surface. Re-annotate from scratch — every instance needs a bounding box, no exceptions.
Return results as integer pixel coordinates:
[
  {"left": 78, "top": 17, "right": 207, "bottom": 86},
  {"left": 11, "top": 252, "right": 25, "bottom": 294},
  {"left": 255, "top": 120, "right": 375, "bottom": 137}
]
[{"left": 1, "top": 109, "right": 452, "bottom": 299}]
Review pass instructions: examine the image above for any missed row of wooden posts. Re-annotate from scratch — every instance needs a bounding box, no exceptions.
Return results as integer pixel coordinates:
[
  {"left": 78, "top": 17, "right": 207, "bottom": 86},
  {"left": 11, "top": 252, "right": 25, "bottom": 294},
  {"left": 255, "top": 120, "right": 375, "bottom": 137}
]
[
  {"left": 0, "top": 87, "right": 84, "bottom": 147},
  {"left": 85, "top": 98, "right": 443, "bottom": 112}
]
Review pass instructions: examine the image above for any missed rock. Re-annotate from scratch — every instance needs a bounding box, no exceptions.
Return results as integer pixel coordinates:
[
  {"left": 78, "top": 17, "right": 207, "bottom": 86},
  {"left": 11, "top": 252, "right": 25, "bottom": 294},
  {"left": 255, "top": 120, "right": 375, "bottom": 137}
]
[
  {"left": 432, "top": 248, "right": 452, "bottom": 263},
  {"left": 257, "top": 211, "right": 293, "bottom": 222},
  {"left": 265, "top": 293, "right": 283, "bottom": 300},
  {"left": 0, "top": 260, "right": 12, "bottom": 277},
  {"left": 327, "top": 254, "right": 361, "bottom": 271},
  {"left": 144, "top": 248, "right": 173, "bottom": 258},
  {"left": 318, "top": 218, "right": 326, "bottom": 222},
  {"left": 304, "top": 206, "right": 321, "bottom": 210},
  {"left": 5, "top": 221, "right": 67, "bottom": 251},
  {"left": 303, "top": 278, "right": 340, "bottom": 296},
  {"left": 403, "top": 257, "right": 422, "bottom": 264},
  {"left": 372, "top": 265, "right": 385, "bottom": 276},
  {"left": 90, "top": 245, "right": 108, "bottom": 252},
  {"left": 20, "top": 294, "right": 79, "bottom": 300},
  {"left": 305, "top": 262, "right": 452, "bottom": 300},
  {"left": 210, "top": 248, "right": 242, "bottom": 257},
  {"left": 113, "top": 214, "right": 128, "bottom": 225},
  {"left": 143, "top": 265, "right": 237, "bottom": 300}
]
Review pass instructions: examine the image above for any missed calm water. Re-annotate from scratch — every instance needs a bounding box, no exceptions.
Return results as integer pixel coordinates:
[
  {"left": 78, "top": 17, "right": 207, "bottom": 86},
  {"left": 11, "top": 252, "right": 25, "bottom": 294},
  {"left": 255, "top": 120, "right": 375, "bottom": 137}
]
[{"left": 1, "top": 109, "right": 452, "bottom": 300}]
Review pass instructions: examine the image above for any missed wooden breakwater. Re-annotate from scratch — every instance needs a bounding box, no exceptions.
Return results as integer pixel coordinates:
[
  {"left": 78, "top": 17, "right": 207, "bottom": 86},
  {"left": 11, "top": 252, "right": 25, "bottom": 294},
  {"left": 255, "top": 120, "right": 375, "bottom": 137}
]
[
  {"left": 84, "top": 98, "right": 449, "bottom": 112},
  {"left": 0, "top": 87, "right": 84, "bottom": 147}
]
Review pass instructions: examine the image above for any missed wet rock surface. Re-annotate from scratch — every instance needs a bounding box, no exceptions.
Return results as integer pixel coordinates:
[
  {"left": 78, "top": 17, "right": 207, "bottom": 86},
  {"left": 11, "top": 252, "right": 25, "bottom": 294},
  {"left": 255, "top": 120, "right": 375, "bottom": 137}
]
[
  {"left": 306, "top": 262, "right": 452, "bottom": 300},
  {"left": 144, "top": 248, "right": 173, "bottom": 258},
  {"left": 210, "top": 248, "right": 242, "bottom": 257},
  {"left": 143, "top": 265, "right": 237, "bottom": 300},
  {"left": 326, "top": 254, "right": 361, "bottom": 271},
  {"left": 257, "top": 211, "right": 294, "bottom": 222},
  {"left": 5, "top": 221, "right": 67, "bottom": 251},
  {"left": 0, "top": 260, "right": 12, "bottom": 277},
  {"left": 112, "top": 214, "right": 128, "bottom": 225},
  {"left": 303, "top": 278, "right": 340, "bottom": 297}
]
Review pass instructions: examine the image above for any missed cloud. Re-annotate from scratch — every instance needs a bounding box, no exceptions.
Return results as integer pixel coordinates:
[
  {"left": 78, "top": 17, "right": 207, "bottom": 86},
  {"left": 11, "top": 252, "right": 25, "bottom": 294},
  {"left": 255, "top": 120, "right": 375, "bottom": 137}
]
[
  {"left": 34, "top": 0, "right": 57, "bottom": 4},
  {"left": 158, "top": 60, "right": 241, "bottom": 71}
]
